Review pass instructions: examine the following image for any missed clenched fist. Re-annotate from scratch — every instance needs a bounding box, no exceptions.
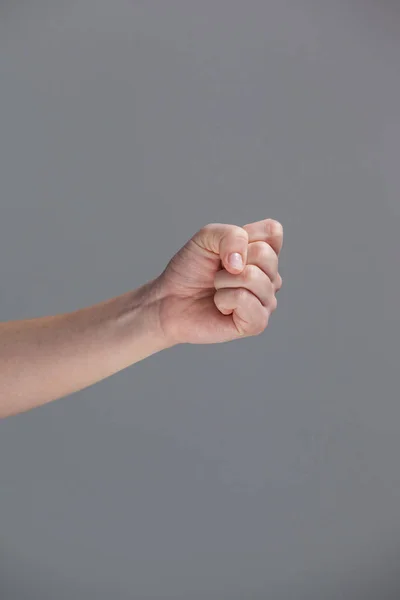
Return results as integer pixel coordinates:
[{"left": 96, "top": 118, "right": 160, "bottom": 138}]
[
  {"left": 151, "top": 218, "right": 283, "bottom": 345},
  {"left": 0, "top": 217, "right": 283, "bottom": 418}
]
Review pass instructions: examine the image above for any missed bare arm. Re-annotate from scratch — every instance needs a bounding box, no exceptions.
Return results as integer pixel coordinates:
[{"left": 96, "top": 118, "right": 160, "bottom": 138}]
[
  {"left": 0, "top": 280, "right": 170, "bottom": 418},
  {"left": 0, "top": 218, "right": 283, "bottom": 419}
]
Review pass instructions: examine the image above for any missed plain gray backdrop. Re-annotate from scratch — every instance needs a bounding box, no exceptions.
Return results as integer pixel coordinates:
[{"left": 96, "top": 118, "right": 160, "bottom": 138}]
[{"left": 1, "top": 1, "right": 400, "bottom": 598}]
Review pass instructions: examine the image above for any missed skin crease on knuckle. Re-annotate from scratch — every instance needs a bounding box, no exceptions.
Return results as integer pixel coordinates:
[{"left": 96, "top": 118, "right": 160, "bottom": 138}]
[
  {"left": 235, "top": 269, "right": 276, "bottom": 310},
  {"left": 233, "top": 289, "right": 267, "bottom": 337},
  {"left": 256, "top": 273, "right": 275, "bottom": 309},
  {"left": 248, "top": 243, "right": 278, "bottom": 282}
]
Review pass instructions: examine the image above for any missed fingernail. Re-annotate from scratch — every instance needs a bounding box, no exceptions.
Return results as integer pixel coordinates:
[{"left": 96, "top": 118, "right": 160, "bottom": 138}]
[{"left": 229, "top": 252, "right": 243, "bottom": 270}]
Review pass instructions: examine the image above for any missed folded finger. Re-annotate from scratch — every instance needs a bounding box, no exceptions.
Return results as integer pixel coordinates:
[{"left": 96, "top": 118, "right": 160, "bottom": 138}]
[
  {"left": 242, "top": 218, "right": 283, "bottom": 256},
  {"left": 214, "top": 264, "right": 276, "bottom": 309}
]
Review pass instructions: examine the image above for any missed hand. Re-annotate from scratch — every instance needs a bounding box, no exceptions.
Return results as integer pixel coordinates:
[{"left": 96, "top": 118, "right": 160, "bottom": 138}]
[{"left": 151, "top": 218, "right": 283, "bottom": 345}]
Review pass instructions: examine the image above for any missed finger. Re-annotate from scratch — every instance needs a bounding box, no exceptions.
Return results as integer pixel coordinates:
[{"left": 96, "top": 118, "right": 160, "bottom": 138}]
[
  {"left": 214, "top": 288, "right": 271, "bottom": 337},
  {"left": 246, "top": 241, "right": 279, "bottom": 283},
  {"left": 194, "top": 223, "right": 249, "bottom": 275},
  {"left": 242, "top": 219, "right": 283, "bottom": 256},
  {"left": 275, "top": 273, "right": 283, "bottom": 292},
  {"left": 214, "top": 264, "right": 276, "bottom": 310}
]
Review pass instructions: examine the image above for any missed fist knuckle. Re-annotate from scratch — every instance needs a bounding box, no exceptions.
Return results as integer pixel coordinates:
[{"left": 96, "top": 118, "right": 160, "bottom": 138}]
[
  {"left": 269, "top": 295, "right": 278, "bottom": 312},
  {"left": 264, "top": 243, "right": 279, "bottom": 268},
  {"left": 251, "top": 242, "right": 278, "bottom": 274},
  {"left": 265, "top": 276, "right": 274, "bottom": 295},
  {"left": 244, "top": 264, "right": 258, "bottom": 283},
  {"left": 266, "top": 218, "right": 283, "bottom": 238},
  {"left": 251, "top": 241, "right": 265, "bottom": 261}
]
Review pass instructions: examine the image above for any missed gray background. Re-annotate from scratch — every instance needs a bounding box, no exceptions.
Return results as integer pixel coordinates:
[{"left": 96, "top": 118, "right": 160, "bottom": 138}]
[{"left": 1, "top": 1, "right": 400, "bottom": 598}]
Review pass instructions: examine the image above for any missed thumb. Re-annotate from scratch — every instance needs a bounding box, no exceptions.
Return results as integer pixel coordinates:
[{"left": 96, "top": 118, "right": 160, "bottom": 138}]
[{"left": 194, "top": 223, "right": 249, "bottom": 274}]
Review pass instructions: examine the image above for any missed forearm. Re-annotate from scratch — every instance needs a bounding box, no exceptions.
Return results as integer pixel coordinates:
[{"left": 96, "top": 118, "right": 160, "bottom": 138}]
[{"left": 0, "top": 280, "right": 171, "bottom": 418}]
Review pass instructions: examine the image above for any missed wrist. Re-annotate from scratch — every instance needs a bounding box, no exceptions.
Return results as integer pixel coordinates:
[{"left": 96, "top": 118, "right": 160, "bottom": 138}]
[{"left": 120, "top": 278, "right": 177, "bottom": 357}]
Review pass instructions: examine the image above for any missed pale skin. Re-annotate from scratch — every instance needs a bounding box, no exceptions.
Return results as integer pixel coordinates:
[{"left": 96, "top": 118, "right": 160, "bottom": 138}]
[{"left": 0, "top": 218, "right": 283, "bottom": 419}]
